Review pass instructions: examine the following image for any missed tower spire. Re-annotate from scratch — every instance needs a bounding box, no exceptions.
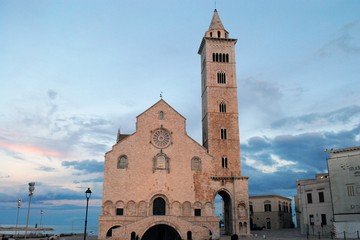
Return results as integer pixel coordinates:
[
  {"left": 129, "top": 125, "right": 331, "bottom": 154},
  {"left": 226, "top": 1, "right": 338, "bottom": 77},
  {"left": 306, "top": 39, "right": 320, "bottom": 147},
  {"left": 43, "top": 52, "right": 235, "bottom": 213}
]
[
  {"left": 205, "top": 9, "right": 229, "bottom": 39},
  {"left": 208, "top": 9, "right": 225, "bottom": 31}
]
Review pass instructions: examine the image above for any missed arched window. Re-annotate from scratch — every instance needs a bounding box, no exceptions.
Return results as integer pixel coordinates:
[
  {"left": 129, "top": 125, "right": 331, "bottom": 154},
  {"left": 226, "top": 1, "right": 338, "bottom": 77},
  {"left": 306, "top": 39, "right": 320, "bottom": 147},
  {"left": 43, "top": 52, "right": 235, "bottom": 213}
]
[
  {"left": 191, "top": 157, "right": 201, "bottom": 171},
  {"left": 159, "top": 111, "right": 164, "bottom": 120},
  {"left": 210, "top": 32, "right": 213, "bottom": 37},
  {"left": 117, "top": 155, "right": 128, "bottom": 169},
  {"left": 264, "top": 201, "right": 272, "bottom": 212},
  {"left": 217, "top": 31, "right": 221, "bottom": 38},
  {"left": 222, "top": 156, "right": 228, "bottom": 168},
  {"left": 226, "top": 53, "right": 229, "bottom": 62},
  {"left": 219, "top": 102, "right": 226, "bottom": 112},
  {"left": 153, "top": 197, "right": 166, "bottom": 215},
  {"left": 187, "top": 231, "right": 192, "bottom": 240},
  {"left": 221, "top": 128, "right": 227, "bottom": 140},
  {"left": 212, "top": 53, "right": 215, "bottom": 62},
  {"left": 216, "top": 53, "right": 219, "bottom": 62},
  {"left": 153, "top": 153, "right": 169, "bottom": 172}
]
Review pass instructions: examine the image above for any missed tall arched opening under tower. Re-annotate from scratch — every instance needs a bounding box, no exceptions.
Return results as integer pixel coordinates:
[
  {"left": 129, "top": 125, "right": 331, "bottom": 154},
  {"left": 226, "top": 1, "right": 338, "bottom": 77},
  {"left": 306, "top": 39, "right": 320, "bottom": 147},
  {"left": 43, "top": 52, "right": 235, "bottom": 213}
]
[
  {"left": 141, "top": 224, "right": 181, "bottom": 240},
  {"left": 215, "top": 190, "right": 233, "bottom": 235}
]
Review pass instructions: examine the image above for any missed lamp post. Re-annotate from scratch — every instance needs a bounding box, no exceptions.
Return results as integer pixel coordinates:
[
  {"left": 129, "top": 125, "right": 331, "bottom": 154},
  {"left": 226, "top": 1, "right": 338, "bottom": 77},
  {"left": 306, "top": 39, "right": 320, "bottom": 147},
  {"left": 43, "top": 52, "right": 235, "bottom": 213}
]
[
  {"left": 25, "top": 182, "right": 35, "bottom": 239},
  {"left": 15, "top": 198, "right": 22, "bottom": 236},
  {"left": 40, "top": 209, "right": 44, "bottom": 234},
  {"left": 83, "top": 188, "right": 92, "bottom": 240}
]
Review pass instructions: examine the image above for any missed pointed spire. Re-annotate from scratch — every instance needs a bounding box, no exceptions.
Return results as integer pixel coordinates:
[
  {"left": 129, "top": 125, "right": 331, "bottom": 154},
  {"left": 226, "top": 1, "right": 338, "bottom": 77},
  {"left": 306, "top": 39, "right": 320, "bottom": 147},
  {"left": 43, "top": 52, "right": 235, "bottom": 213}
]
[
  {"left": 116, "top": 128, "right": 121, "bottom": 143},
  {"left": 208, "top": 9, "right": 225, "bottom": 31},
  {"left": 204, "top": 9, "right": 229, "bottom": 39}
]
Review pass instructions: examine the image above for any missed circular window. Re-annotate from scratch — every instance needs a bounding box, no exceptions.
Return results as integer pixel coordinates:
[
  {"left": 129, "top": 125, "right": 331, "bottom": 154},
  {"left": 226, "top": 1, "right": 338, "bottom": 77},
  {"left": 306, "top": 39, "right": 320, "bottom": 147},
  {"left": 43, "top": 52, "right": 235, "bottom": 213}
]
[{"left": 151, "top": 128, "right": 171, "bottom": 149}]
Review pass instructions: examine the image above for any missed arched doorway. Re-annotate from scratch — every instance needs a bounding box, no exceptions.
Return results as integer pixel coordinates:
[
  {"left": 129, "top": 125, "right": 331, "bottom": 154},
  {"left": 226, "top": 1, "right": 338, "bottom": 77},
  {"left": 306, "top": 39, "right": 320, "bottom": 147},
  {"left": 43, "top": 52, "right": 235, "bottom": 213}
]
[
  {"left": 215, "top": 190, "right": 233, "bottom": 235},
  {"left": 141, "top": 224, "right": 181, "bottom": 240},
  {"left": 153, "top": 197, "right": 166, "bottom": 215}
]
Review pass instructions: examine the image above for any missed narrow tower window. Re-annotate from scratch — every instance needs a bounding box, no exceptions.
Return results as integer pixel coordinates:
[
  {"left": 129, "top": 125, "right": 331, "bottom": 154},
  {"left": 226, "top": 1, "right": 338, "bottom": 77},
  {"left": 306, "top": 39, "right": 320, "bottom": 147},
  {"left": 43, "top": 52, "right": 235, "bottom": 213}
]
[
  {"left": 210, "top": 32, "right": 213, "bottom": 37},
  {"left": 222, "top": 156, "right": 228, "bottom": 168},
  {"left": 219, "top": 102, "right": 226, "bottom": 112},
  {"left": 217, "top": 31, "right": 221, "bottom": 38},
  {"left": 226, "top": 53, "right": 229, "bottom": 62},
  {"left": 220, "top": 128, "right": 227, "bottom": 139}
]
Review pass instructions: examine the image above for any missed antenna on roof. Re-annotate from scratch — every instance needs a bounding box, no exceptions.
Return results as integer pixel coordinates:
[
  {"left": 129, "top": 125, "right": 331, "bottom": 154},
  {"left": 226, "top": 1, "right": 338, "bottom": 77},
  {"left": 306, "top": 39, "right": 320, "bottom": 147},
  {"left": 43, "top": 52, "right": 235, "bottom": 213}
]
[{"left": 160, "top": 91, "right": 163, "bottom": 99}]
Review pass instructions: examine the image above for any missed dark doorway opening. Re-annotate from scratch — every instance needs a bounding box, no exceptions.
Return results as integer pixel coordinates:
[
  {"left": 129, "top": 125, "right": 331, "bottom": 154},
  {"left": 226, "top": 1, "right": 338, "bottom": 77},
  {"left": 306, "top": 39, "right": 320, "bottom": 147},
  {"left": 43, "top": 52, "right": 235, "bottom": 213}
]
[
  {"left": 141, "top": 224, "right": 181, "bottom": 240},
  {"left": 215, "top": 190, "right": 233, "bottom": 235},
  {"left": 153, "top": 197, "right": 166, "bottom": 215},
  {"left": 106, "top": 225, "right": 120, "bottom": 238}
]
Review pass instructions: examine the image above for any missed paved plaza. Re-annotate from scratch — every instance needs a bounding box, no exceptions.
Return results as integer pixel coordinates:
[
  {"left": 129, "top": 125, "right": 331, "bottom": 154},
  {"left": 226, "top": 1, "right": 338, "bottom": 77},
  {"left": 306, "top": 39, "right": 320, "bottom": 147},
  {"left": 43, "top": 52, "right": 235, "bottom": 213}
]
[{"left": 220, "top": 228, "right": 336, "bottom": 240}]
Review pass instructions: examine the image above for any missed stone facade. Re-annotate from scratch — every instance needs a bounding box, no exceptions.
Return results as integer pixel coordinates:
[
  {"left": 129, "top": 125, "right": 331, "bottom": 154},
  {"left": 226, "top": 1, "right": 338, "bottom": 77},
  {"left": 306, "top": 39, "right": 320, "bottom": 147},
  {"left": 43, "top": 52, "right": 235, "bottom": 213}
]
[
  {"left": 249, "top": 195, "right": 293, "bottom": 230},
  {"left": 326, "top": 146, "right": 360, "bottom": 239},
  {"left": 98, "top": 10, "right": 249, "bottom": 240},
  {"left": 295, "top": 173, "right": 333, "bottom": 236}
]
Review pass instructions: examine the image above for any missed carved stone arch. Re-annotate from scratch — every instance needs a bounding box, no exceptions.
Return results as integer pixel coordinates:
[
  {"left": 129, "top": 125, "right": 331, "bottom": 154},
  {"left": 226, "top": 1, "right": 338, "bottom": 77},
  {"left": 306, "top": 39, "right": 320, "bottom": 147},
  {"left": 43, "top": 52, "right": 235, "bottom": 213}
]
[
  {"left": 152, "top": 152, "right": 170, "bottom": 173},
  {"left": 204, "top": 202, "right": 213, "bottom": 216},
  {"left": 171, "top": 201, "right": 182, "bottom": 216},
  {"left": 138, "top": 200, "right": 147, "bottom": 217},
  {"left": 115, "top": 200, "right": 124, "bottom": 208},
  {"left": 141, "top": 222, "right": 182, "bottom": 240},
  {"left": 149, "top": 194, "right": 170, "bottom": 216},
  {"left": 115, "top": 200, "right": 125, "bottom": 216},
  {"left": 103, "top": 200, "right": 114, "bottom": 216},
  {"left": 126, "top": 200, "right": 136, "bottom": 216},
  {"left": 182, "top": 201, "right": 191, "bottom": 216},
  {"left": 237, "top": 201, "right": 247, "bottom": 220},
  {"left": 106, "top": 225, "right": 120, "bottom": 238},
  {"left": 191, "top": 156, "right": 202, "bottom": 171},
  {"left": 194, "top": 201, "right": 202, "bottom": 209},
  {"left": 192, "top": 201, "right": 202, "bottom": 217}
]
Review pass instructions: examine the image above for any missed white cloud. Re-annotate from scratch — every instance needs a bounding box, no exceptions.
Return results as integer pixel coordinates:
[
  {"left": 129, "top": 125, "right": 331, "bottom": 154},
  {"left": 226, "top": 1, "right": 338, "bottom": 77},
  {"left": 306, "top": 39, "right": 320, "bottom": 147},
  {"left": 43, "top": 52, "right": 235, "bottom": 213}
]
[{"left": 244, "top": 154, "right": 296, "bottom": 174}]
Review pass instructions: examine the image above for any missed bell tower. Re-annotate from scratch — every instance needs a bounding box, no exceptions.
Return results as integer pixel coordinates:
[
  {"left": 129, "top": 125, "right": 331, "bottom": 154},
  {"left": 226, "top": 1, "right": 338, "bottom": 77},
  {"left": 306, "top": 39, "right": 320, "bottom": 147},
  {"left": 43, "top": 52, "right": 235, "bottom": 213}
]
[{"left": 198, "top": 9, "right": 241, "bottom": 176}]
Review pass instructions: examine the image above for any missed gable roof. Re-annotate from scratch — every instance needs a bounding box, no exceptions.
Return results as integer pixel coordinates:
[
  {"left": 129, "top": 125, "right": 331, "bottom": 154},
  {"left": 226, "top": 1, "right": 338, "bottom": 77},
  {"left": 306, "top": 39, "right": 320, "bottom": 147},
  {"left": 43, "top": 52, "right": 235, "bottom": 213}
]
[{"left": 136, "top": 98, "right": 186, "bottom": 121}]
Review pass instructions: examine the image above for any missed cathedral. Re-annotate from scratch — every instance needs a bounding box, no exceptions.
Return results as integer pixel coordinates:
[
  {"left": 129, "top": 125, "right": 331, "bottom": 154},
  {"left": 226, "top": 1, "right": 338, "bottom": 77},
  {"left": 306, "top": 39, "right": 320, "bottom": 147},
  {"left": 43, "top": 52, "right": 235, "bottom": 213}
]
[{"left": 98, "top": 9, "right": 250, "bottom": 240}]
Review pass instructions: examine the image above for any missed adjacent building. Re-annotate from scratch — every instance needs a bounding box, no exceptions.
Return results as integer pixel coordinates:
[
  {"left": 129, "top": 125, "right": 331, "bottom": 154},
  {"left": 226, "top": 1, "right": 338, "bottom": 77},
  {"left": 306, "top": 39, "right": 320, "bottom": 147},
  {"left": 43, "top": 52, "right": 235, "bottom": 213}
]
[
  {"left": 249, "top": 195, "right": 293, "bottom": 230},
  {"left": 327, "top": 146, "right": 360, "bottom": 239},
  {"left": 98, "top": 10, "right": 250, "bottom": 240},
  {"left": 295, "top": 173, "right": 333, "bottom": 236}
]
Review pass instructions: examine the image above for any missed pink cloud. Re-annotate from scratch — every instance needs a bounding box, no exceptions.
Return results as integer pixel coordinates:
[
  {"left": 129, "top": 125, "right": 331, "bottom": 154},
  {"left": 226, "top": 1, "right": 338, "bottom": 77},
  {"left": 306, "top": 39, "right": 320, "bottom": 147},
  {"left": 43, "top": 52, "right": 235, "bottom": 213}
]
[{"left": 0, "top": 142, "right": 64, "bottom": 158}]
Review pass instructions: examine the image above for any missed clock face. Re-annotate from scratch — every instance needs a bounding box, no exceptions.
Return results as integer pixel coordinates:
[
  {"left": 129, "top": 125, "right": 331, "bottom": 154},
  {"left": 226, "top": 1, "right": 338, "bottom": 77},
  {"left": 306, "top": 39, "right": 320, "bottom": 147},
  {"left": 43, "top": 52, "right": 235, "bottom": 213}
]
[{"left": 151, "top": 128, "right": 171, "bottom": 149}]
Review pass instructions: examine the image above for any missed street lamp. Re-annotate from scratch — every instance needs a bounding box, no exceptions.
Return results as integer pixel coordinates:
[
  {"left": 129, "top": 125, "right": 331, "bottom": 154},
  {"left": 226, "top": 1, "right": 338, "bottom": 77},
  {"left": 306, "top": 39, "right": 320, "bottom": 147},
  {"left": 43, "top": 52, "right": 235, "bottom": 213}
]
[
  {"left": 15, "top": 198, "right": 22, "bottom": 236},
  {"left": 25, "top": 182, "right": 35, "bottom": 239},
  {"left": 83, "top": 188, "right": 92, "bottom": 240},
  {"left": 40, "top": 209, "right": 44, "bottom": 229}
]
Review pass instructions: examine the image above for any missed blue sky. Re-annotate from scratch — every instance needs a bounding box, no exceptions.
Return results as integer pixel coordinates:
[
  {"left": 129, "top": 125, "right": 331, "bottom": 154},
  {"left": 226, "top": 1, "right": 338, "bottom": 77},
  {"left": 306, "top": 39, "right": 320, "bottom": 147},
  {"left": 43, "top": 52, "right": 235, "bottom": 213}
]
[{"left": 1, "top": 0, "right": 360, "bottom": 233}]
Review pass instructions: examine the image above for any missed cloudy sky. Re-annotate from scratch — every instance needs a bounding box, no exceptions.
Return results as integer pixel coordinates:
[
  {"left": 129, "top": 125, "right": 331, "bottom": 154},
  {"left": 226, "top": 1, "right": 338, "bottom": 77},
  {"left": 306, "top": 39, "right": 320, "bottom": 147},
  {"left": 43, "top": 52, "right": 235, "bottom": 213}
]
[{"left": 1, "top": 0, "right": 360, "bottom": 233}]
